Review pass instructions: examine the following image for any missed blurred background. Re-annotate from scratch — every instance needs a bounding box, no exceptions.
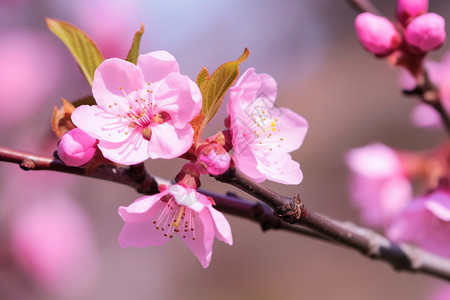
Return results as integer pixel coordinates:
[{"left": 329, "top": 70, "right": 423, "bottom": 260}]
[{"left": 1, "top": 0, "right": 450, "bottom": 299}]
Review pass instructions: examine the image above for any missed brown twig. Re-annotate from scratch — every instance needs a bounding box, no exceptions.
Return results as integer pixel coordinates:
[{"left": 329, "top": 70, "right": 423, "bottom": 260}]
[
  {"left": 216, "top": 166, "right": 450, "bottom": 280},
  {"left": 347, "top": 0, "right": 380, "bottom": 14},
  {"left": 0, "top": 146, "right": 159, "bottom": 195},
  {"left": 402, "top": 71, "right": 450, "bottom": 136},
  {"left": 2, "top": 146, "right": 450, "bottom": 280}
]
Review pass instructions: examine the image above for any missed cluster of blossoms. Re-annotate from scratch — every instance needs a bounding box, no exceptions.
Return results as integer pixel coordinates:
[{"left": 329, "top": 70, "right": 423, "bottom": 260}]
[
  {"left": 350, "top": 0, "right": 450, "bottom": 258},
  {"left": 56, "top": 50, "right": 308, "bottom": 267},
  {"left": 355, "top": 0, "right": 450, "bottom": 130},
  {"left": 347, "top": 142, "right": 450, "bottom": 256},
  {"left": 355, "top": 0, "right": 445, "bottom": 58}
]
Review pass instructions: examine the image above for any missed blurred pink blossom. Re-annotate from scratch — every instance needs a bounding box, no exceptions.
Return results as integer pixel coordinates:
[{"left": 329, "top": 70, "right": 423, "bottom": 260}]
[
  {"left": 387, "top": 189, "right": 450, "bottom": 257},
  {"left": 429, "top": 284, "right": 450, "bottom": 300},
  {"left": 400, "top": 52, "right": 450, "bottom": 128},
  {"left": 354, "top": 12, "right": 401, "bottom": 56},
  {"left": 118, "top": 184, "right": 232, "bottom": 268},
  {"left": 346, "top": 143, "right": 412, "bottom": 228},
  {"left": 405, "top": 13, "right": 446, "bottom": 53},
  {"left": 72, "top": 0, "right": 139, "bottom": 59},
  {"left": 0, "top": 29, "right": 64, "bottom": 128},
  {"left": 72, "top": 51, "right": 202, "bottom": 164},
  {"left": 9, "top": 192, "right": 99, "bottom": 294},
  {"left": 227, "top": 68, "right": 308, "bottom": 185}
]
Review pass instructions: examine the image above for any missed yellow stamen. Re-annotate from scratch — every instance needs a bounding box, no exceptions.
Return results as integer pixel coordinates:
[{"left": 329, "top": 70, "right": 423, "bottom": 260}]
[{"left": 172, "top": 207, "right": 185, "bottom": 228}]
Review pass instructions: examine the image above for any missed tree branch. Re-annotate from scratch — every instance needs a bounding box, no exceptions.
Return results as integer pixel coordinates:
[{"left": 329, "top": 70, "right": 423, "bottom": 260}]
[
  {"left": 402, "top": 71, "right": 450, "bottom": 136},
  {"left": 2, "top": 145, "right": 450, "bottom": 280},
  {"left": 216, "top": 166, "right": 450, "bottom": 280},
  {"left": 346, "top": 0, "right": 380, "bottom": 14},
  {"left": 0, "top": 146, "right": 159, "bottom": 195},
  {"left": 346, "top": 0, "right": 450, "bottom": 135}
]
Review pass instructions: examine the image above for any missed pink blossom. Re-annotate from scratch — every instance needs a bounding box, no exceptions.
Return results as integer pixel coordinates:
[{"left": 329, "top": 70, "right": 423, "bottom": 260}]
[
  {"left": 354, "top": 12, "right": 401, "bottom": 56},
  {"left": 57, "top": 128, "right": 97, "bottom": 166},
  {"left": 426, "top": 53, "right": 450, "bottom": 114},
  {"left": 405, "top": 13, "right": 446, "bottom": 52},
  {"left": 197, "top": 143, "right": 231, "bottom": 176},
  {"left": 399, "top": 54, "right": 450, "bottom": 128},
  {"left": 387, "top": 189, "right": 450, "bottom": 257},
  {"left": 411, "top": 103, "right": 441, "bottom": 128},
  {"left": 118, "top": 184, "right": 233, "bottom": 268},
  {"left": 72, "top": 51, "right": 202, "bottom": 165},
  {"left": 227, "top": 68, "right": 308, "bottom": 185},
  {"left": 346, "top": 143, "right": 412, "bottom": 228},
  {"left": 396, "top": 0, "right": 428, "bottom": 26}
]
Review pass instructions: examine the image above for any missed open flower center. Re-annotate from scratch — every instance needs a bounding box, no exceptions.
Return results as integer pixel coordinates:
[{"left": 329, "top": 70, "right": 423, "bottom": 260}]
[
  {"left": 105, "top": 84, "right": 172, "bottom": 140},
  {"left": 243, "top": 104, "right": 284, "bottom": 152},
  {"left": 152, "top": 197, "right": 196, "bottom": 240}
]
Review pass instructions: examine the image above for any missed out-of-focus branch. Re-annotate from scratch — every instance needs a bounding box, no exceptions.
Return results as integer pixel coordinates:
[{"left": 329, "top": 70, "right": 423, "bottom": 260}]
[
  {"left": 347, "top": 0, "right": 380, "bottom": 14},
  {"left": 216, "top": 167, "right": 450, "bottom": 281},
  {"left": 2, "top": 145, "right": 450, "bottom": 280},
  {"left": 402, "top": 71, "right": 450, "bottom": 136},
  {"left": 346, "top": 0, "right": 450, "bottom": 135}
]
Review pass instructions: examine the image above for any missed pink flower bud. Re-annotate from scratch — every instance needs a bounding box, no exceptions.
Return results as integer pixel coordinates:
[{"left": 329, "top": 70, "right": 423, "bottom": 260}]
[
  {"left": 396, "top": 0, "right": 428, "bottom": 26},
  {"left": 57, "top": 128, "right": 97, "bottom": 167},
  {"left": 355, "top": 13, "right": 401, "bottom": 56},
  {"left": 405, "top": 13, "right": 446, "bottom": 52},
  {"left": 197, "top": 144, "right": 231, "bottom": 176}
]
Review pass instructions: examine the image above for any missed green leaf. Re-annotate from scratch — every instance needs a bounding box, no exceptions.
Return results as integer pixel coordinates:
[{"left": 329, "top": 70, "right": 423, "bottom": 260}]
[
  {"left": 200, "top": 48, "right": 249, "bottom": 129},
  {"left": 46, "top": 18, "right": 104, "bottom": 86},
  {"left": 126, "top": 23, "right": 145, "bottom": 65},
  {"left": 196, "top": 67, "right": 209, "bottom": 89}
]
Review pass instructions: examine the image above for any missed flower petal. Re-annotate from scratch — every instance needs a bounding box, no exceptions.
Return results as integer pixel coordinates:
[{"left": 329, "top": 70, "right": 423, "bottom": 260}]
[
  {"left": 137, "top": 50, "right": 180, "bottom": 84},
  {"left": 267, "top": 107, "right": 308, "bottom": 152},
  {"left": 92, "top": 58, "right": 145, "bottom": 109},
  {"left": 229, "top": 68, "right": 261, "bottom": 105},
  {"left": 118, "top": 194, "right": 165, "bottom": 223},
  {"left": 257, "top": 152, "right": 303, "bottom": 185},
  {"left": 98, "top": 130, "right": 150, "bottom": 164},
  {"left": 425, "top": 191, "right": 450, "bottom": 221},
  {"left": 148, "top": 122, "right": 194, "bottom": 159},
  {"left": 155, "top": 73, "right": 202, "bottom": 128},
  {"left": 233, "top": 142, "right": 267, "bottom": 183},
  {"left": 206, "top": 205, "right": 233, "bottom": 245},
  {"left": 71, "top": 105, "right": 131, "bottom": 143},
  {"left": 119, "top": 218, "right": 169, "bottom": 247},
  {"left": 181, "top": 209, "right": 215, "bottom": 268}
]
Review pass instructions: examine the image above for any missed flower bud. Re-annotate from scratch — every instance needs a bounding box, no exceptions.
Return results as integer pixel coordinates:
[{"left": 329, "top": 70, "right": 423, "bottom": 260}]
[
  {"left": 396, "top": 0, "right": 428, "bottom": 26},
  {"left": 405, "top": 13, "right": 446, "bottom": 52},
  {"left": 57, "top": 128, "right": 97, "bottom": 167},
  {"left": 355, "top": 13, "right": 401, "bottom": 56},
  {"left": 197, "top": 143, "right": 231, "bottom": 176},
  {"left": 175, "top": 163, "right": 201, "bottom": 189}
]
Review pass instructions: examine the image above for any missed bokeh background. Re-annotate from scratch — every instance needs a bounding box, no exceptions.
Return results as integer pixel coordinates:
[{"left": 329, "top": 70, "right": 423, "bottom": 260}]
[{"left": 1, "top": 0, "right": 450, "bottom": 299}]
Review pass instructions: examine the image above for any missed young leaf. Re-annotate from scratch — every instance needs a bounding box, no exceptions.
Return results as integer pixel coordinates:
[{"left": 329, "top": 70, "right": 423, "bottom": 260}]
[
  {"left": 126, "top": 23, "right": 145, "bottom": 65},
  {"left": 46, "top": 18, "right": 104, "bottom": 86},
  {"left": 196, "top": 67, "right": 209, "bottom": 89},
  {"left": 200, "top": 48, "right": 249, "bottom": 130}
]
